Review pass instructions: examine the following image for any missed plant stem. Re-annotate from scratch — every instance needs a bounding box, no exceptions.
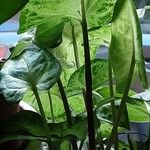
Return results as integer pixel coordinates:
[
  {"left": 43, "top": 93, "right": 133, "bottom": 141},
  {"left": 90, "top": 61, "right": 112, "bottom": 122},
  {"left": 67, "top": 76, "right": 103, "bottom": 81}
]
[
  {"left": 71, "top": 23, "right": 80, "bottom": 69},
  {"left": 106, "top": 49, "right": 135, "bottom": 150},
  {"left": 47, "top": 90, "right": 55, "bottom": 123},
  {"left": 57, "top": 79, "right": 78, "bottom": 150},
  {"left": 33, "top": 88, "right": 51, "bottom": 147},
  {"left": 81, "top": 0, "right": 96, "bottom": 149}
]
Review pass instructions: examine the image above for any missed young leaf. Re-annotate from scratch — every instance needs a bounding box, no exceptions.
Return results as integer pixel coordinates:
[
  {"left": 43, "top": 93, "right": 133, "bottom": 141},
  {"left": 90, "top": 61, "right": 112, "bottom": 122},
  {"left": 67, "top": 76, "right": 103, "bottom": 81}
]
[
  {"left": 0, "top": 0, "right": 29, "bottom": 24},
  {"left": 35, "top": 18, "right": 65, "bottom": 49},
  {"left": 0, "top": 44, "right": 62, "bottom": 102},
  {"left": 66, "top": 59, "right": 108, "bottom": 97},
  {"left": 110, "top": 0, "right": 148, "bottom": 93}
]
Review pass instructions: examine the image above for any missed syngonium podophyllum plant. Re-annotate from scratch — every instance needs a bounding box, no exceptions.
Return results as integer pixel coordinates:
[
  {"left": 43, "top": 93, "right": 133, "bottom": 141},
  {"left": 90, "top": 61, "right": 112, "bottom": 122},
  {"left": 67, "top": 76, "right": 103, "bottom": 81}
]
[{"left": 0, "top": 0, "right": 150, "bottom": 150}]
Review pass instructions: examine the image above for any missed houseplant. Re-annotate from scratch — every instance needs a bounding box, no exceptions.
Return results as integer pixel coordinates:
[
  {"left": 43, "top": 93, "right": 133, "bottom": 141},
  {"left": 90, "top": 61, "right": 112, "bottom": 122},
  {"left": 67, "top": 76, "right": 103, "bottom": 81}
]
[{"left": 0, "top": 0, "right": 150, "bottom": 150}]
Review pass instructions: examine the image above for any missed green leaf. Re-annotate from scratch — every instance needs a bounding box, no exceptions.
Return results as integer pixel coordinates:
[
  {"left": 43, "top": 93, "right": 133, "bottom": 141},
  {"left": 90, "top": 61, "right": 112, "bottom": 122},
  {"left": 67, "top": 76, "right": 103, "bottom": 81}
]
[
  {"left": 52, "top": 35, "right": 76, "bottom": 70},
  {"left": 0, "top": 0, "right": 29, "bottom": 24},
  {"left": 63, "top": 112, "right": 100, "bottom": 141},
  {"left": 18, "top": 0, "right": 81, "bottom": 34},
  {"left": 128, "top": 0, "right": 148, "bottom": 90},
  {"left": 35, "top": 18, "right": 65, "bottom": 49},
  {"left": 97, "top": 121, "right": 125, "bottom": 139},
  {"left": 97, "top": 101, "right": 130, "bottom": 129},
  {"left": 66, "top": 59, "right": 108, "bottom": 97},
  {"left": 25, "top": 141, "right": 45, "bottom": 150},
  {"left": 0, "top": 44, "right": 62, "bottom": 102},
  {"left": 0, "top": 111, "right": 46, "bottom": 137},
  {"left": 85, "top": 0, "right": 116, "bottom": 27},
  {"left": 10, "top": 42, "right": 31, "bottom": 59},
  {"left": 89, "top": 25, "right": 112, "bottom": 58},
  {"left": 126, "top": 97, "right": 150, "bottom": 122},
  {"left": 96, "top": 86, "right": 136, "bottom": 99},
  {"left": 110, "top": 0, "right": 148, "bottom": 93},
  {"left": 97, "top": 121, "right": 112, "bottom": 138},
  {"left": 18, "top": 0, "right": 116, "bottom": 33},
  {"left": 60, "top": 140, "right": 70, "bottom": 150},
  {"left": 0, "top": 135, "right": 46, "bottom": 145}
]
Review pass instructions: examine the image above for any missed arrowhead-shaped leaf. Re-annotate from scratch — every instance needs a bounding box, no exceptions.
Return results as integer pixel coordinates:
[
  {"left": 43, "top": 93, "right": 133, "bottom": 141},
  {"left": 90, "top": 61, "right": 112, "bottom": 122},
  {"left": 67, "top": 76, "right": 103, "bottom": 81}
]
[
  {"left": 0, "top": 0, "right": 29, "bottom": 24},
  {"left": 110, "top": 0, "right": 148, "bottom": 93},
  {"left": 66, "top": 59, "right": 108, "bottom": 97},
  {"left": 0, "top": 44, "right": 62, "bottom": 102}
]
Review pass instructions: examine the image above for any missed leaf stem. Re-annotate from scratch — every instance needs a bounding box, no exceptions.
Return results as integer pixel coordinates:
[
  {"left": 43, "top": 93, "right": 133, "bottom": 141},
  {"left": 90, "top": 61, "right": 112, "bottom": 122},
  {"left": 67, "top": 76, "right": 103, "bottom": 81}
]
[
  {"left": 57, "top": 79, "right": 78, "bottom": 150},
  {"left": 71, "top": 23, "right": 80, "bottom": 69},
  {"left": 108, "top": 57, "right": 118, "bottom": 149},
  {"left": 33, "top": 88, "right": 51, "bottom": 147},
  {"left": 108, "top": 60, "right": 116, "bottom": 122},
  {"left": 81, "top": 0, "right": 96, "bottom": 149},
  {"left": 106, "top": 48, "right": 135, "bottom": 150},
  {"left": 47, "top": 90, "right": 55, "bottom": 123}
]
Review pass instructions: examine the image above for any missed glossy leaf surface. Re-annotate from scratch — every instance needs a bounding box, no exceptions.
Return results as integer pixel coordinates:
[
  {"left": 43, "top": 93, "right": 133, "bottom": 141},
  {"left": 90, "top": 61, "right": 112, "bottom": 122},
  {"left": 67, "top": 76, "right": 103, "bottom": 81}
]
[
  {"left": 110, "top": 0, "right": 148, "bottom": 93},
  {"left": 0, "top": 0, "right": 29, "bottom": 24},
  {"left": 0, "top": 44, "right": 62, "bottom": 102}
]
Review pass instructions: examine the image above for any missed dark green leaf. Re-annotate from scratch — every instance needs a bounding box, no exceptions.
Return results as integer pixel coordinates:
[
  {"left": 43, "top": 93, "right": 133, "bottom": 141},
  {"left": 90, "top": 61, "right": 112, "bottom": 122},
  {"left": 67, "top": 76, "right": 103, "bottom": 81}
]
[
  {"left": 66, "top": 59, "right": 108, "bottom": 97},
  {"left": 0, "top": 44, "right": 62, "bottom": 102},
  {"left": 110, "top": 0, "right": 148, "bottom": 93},
  {"left": 0, "top": 0, "right": 29, "bottom": 24},
  {"left": 0, "top": 111, "right": 46, "bottom": 137},
  {"left": 35, "top": 18, "right": 65, "bottom": 49},
  {"left": 63, "top": 112, "right": 100, "bottom": 141},
  {"left": 62, "top": 117, "right": 87, "bottom": 141},
  {"left": 25, "top": 141, "right": 45, "bottom": 150},
  {"left": 0, "top": 135, "right": 46, "bottom": 145}
]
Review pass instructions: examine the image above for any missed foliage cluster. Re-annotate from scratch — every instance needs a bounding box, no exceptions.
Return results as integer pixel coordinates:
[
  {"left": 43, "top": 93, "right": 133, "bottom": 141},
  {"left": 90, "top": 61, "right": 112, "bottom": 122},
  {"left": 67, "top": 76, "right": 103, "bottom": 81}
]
[{"left": 0, "top": 0, "right": 150, "bottom": 150}]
